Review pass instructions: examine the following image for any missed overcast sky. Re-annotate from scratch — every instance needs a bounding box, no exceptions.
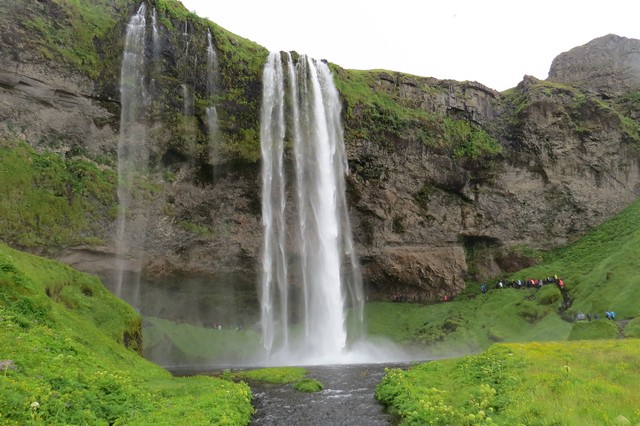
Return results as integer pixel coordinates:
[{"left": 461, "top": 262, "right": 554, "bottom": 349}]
[{"left": 180, "top": 0, "right": 640, "bottom": 91}]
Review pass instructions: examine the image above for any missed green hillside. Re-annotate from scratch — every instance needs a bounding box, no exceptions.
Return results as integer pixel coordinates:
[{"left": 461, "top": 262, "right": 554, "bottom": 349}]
[
  {"left": 364, "top": 196, "right": 640, "bottom": 355},
  {"left": 0, "top": 244, "right": 252, "bottom": 425}
]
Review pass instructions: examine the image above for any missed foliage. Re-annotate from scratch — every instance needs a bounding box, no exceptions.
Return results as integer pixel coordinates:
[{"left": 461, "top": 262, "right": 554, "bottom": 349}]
[
  {"left": 377, "top": 340, "right": 640, "bottom": 425},
  {"left": 0, "top": 140, "right": 116, "bottom": 251},
  {"left": 333, "top": 69, "right": 439, "bottom": 147},
  {"left": 294, "top": 378, "right": 324, "bottom": 393},
  {"left": 233, "top": 367, "right": 307, "bottom": 385},
  {"left": 0, "top": 244, "right": 253, "bottom": 425},
  {"left": 442, "top": 117, "right": 502, "bottom": 159}
]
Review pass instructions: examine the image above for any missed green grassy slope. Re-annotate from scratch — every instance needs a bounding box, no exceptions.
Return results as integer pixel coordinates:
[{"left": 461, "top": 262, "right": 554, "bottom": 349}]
[
  {"left": 364, "top": 196, "right": 640, "bottom": 355},
  {"left": 0, "top": 244, "right": 253, "bottom": 425},
  {"left": 376, "top": 340, "right": 640, "bottom": 425}
]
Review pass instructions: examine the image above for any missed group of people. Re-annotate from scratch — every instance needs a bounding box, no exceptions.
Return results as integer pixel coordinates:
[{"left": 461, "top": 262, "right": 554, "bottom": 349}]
[
  {"left": 479, "top": 274, "right": 620, "bottom": 323},
  {"left": 481, "top": 275, "right": 566, "bottom": 293},
  {"left": 575, "top": 311, "right": 616, "bottom": 321}
]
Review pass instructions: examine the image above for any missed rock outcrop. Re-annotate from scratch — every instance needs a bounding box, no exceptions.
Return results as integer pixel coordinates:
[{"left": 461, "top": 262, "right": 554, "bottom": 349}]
[{"left": 548, "top": 34, "right": 640, "bottom": 96}]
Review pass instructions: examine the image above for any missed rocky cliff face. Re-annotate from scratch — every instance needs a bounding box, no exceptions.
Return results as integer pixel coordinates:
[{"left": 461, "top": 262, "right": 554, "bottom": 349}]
[
  {"left": 1, "top": 0, "right": 639, "bottom": 303},
  {"left": 548, "top": 34, "right": 640, "bottom": 97}
]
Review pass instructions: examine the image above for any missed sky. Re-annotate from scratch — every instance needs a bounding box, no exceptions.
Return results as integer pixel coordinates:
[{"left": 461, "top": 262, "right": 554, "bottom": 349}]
[{"left": 180, "top": 0, "right": 640, "bottom": 91}]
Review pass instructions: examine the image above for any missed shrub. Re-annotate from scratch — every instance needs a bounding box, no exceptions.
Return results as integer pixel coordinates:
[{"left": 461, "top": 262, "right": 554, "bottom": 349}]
[{"left": 294, "top": 378, "right": 324, "bottom": 393}]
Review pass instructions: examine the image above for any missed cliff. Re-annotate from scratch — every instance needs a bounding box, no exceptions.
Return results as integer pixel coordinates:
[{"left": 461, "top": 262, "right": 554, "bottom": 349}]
[{"left": 1, "top": 0, "right": 639, "bottom": 303}]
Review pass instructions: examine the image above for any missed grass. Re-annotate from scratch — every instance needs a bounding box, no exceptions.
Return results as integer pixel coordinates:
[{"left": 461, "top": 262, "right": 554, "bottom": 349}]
[
  {"left": 232, "top": 367, "right": 307, "bottom": 384},
  {"left": 230, "top": 368, "right": 324, "bottom": 394},
  {"left": 376, "top": 340, "right": 640, "bottom": 425},
  {"left": 0, "top": 243, "right": 253, "bottom": 425}
]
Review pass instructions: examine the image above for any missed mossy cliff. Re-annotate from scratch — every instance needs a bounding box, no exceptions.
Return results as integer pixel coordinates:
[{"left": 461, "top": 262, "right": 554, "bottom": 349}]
[{"left": 1, "top": 0, "right": 639, "bottom": 302}]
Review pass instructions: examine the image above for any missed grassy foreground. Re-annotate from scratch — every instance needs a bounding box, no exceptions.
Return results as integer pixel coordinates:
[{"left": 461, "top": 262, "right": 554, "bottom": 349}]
[
  {"left": 376, "top": 340, "right": 640, "bottom": 425},
  {"left": 0, "top": 244, "right": 253, "bottom": 425}
]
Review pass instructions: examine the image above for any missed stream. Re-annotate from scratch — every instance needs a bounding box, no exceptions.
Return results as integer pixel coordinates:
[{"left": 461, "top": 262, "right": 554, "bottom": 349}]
[{"left": 247, "top": 363, "right": 406, "bottom": 426}]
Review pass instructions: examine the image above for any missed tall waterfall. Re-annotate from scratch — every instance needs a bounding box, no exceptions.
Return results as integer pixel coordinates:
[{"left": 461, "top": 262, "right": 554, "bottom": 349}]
[
  {"left": 260, "top": 52, "right": 364, "bottom": 364},
  {"left": 114, "top": 3, "right": 149, "bottom": 300}
]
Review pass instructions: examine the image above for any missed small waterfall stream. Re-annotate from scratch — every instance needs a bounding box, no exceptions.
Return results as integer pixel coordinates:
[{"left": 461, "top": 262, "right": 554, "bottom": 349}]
[
  {"left": 206, "top": 29, "right": 220, "bottom": 164},
  {"left": 114, "top": 3, "right": 149, "bottom": 300}
]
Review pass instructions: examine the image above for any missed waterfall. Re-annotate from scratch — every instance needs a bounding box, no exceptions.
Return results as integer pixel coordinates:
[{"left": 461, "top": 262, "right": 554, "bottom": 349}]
[
  {"left": 181, "top": 83, "right": 193, "bottom": 116},
  {"left": 151, "top": 8, "right": 160, "bottom": 60},
  {"left": 260, "top": 52, "right": 288, "bottom": 356},
  {"left": 206, "top": 30, "right": 219, "bottom": 95},
  {"left": 260, "top": 52, "right": 364, "bottom": 364},
  {"left": 206, "top": 29, "right": 219, "bottom": 165},
  {"left": 114, "top": 3, "right": 149, "bottom": 302}
]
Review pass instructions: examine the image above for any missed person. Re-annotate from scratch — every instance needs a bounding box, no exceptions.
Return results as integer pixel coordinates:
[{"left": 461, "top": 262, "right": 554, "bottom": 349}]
[{"left": 481, "top": 284, "right": 487, "bottom": 294}]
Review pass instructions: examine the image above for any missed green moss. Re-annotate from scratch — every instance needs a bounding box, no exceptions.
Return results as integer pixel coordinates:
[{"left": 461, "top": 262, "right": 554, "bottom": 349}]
[
  {"left": 0, "top": 140, "right": 116, "bottom": 251},
  {"left": 294, "top": 378, "right": 324, "bottom": 393},
  {"left": 234, "top": 367, "right": 307, "bottom": 384},
  {"left": 22, "top": 0, "right": 130, "bottom": 78},
  {"left": 442, "top": 117, "right": 502, "bottom": 159}
]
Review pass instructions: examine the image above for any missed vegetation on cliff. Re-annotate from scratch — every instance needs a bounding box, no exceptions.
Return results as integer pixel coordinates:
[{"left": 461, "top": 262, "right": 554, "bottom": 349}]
[
  {"left": 0, "top": 140, "right": 116, "bottom": 252},
  {"left": 0, "top": 244, "right": 253, "bottom": 425}
]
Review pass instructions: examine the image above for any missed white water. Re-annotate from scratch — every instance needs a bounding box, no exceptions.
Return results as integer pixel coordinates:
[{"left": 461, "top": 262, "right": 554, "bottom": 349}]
[
  {"left": 181, "top": 83, "right": 193, "bottom": 116},
  {"left": 151, "top": 8, "right": 160, "bottom": 60},
  {"left": 260, "top": 52, "right": 365, "bottom": 365},
  {"left": 114, "top": 3, "right": 149, "bottom": 300},
  {"left": 206, "top": 30, "right": 219, "bottom": 164}
]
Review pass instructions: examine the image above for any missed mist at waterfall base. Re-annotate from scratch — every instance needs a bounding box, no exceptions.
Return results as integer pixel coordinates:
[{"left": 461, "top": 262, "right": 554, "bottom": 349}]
[{"left": 112, "top": 5, "right": 424, "bottom": 369}]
